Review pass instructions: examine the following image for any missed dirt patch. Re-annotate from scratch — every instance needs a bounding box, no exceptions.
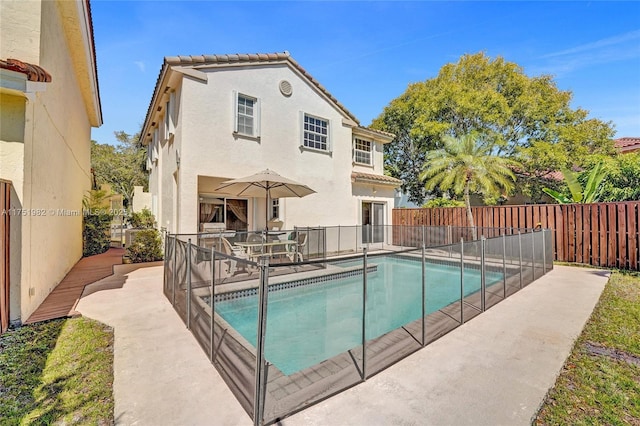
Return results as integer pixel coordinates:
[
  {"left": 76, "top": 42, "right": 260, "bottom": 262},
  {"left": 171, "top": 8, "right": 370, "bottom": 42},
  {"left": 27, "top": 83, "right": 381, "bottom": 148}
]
[{"left": 584, "top": 341, "right": 640, "bottom": 367}]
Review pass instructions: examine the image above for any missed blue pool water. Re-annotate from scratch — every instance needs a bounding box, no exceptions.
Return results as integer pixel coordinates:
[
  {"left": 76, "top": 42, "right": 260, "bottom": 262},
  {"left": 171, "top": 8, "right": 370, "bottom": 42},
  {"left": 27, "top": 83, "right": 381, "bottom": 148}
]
[{"left": 215, "top": 256, "right": 503, "bottom": 375}]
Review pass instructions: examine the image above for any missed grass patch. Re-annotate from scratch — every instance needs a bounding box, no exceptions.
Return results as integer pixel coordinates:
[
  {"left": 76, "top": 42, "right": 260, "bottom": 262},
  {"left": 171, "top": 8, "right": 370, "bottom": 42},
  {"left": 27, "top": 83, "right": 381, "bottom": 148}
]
[
  {"left": 0, "top": 317, "right": 114, "bottom": 425},
  {"left": 534, "top": 271, "right": 640, "bottom": 425}
]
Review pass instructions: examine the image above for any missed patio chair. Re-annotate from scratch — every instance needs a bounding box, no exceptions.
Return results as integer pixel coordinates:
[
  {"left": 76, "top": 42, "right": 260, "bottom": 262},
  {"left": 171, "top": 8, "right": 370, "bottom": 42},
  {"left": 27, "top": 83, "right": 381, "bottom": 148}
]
[
  {"left": 219, "top": 237, "right": 250, "bottom": 275},
  {"left": 245, "top": 232, "right": 264, "bottom": 259},
  {"left": 269, "top": 232, "right": 291, "bottom": 262},
  {"left": 287, "top": 232, "right": 307, "bottom": 262}
]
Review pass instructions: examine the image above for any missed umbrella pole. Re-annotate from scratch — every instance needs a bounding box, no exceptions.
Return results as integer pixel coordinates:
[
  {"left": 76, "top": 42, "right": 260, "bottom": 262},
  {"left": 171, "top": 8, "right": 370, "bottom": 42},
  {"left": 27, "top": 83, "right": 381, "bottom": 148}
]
[{"left": 265, "top": 189, "right": 270, "bottom": 233}]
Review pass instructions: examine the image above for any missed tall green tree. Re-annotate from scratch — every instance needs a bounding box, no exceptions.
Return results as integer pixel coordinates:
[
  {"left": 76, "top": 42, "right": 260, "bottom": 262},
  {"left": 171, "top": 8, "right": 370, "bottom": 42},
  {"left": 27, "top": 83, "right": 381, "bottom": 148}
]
[
  {"left": 372, "top": 52, "right": 616, "bottom": 205},
  {"left": 419, "top": 134, "right": 519, "bottom": 234},
  {"left": 91, "top": 130, "right": 147, "bottom": 207},
  {"left": 588, "top": 153, "right": 640, "bottom": 202}
]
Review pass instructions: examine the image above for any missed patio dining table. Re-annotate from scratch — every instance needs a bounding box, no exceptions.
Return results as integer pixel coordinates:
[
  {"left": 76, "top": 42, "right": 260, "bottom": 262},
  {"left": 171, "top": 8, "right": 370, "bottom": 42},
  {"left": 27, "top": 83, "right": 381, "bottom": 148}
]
[{"left": 235, "top": 240, "right": 297, "bottom": 262}]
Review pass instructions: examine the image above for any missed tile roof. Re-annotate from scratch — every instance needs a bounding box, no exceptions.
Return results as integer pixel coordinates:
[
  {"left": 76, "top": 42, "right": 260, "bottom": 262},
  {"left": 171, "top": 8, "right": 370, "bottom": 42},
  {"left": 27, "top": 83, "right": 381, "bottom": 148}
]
[
  {"left": 543, "top": 170, "right": 564, "bottom": 181},
  {"left": 0, "top": 58, "right": 51, "bottom": 82},
  {"left": 141, "top": 52, "right": 394, "bottom": 143},
  {"left": 351, "top": 172, "right": 402, "bottom": 187},
  {"left": 163, "top": 52, "right": 358, "bottom": 122},
  {"left": 85, "top": 0, "right": 103, "bottom": 124},
  {"left": 354, "top": 125, "right": 395, "bottom": 141},
  {"left": 614, "top": 137, "right": 640, "bottom": 153},
  {"left": 511, "top": 167, "right": 564, "bottom": 181}
]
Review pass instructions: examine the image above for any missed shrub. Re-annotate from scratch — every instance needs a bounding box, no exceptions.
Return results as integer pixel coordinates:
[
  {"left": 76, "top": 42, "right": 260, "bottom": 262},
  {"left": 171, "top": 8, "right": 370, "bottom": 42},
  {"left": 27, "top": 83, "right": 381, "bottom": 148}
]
[
  {"left": 82, "top": 190, "right": 113, "bottom": 257},
  {"left": 422, "top": 198, "right": 465, "bottom": 208},
  {"left": 83, "top": 212, "right": 112, "bottom": 256},
  {"left": 126, "top": 229, "right": 163, "bottom": 263},
  {"left": 128, "top": 208, "right": 155, "bottom": 228}
]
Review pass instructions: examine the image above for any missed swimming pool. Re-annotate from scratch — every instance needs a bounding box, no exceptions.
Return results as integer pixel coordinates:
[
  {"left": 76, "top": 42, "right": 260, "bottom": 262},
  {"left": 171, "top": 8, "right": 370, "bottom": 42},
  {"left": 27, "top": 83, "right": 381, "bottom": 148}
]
[{"left": 214, "top": 256, "right": 503, "bottom": 375}]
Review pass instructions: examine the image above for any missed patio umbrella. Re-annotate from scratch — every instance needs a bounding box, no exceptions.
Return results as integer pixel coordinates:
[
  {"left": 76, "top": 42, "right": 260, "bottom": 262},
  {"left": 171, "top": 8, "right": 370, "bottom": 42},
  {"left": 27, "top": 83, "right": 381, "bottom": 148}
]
[{"left": 213, "top": 169, "right": 316, "bottom": 230}]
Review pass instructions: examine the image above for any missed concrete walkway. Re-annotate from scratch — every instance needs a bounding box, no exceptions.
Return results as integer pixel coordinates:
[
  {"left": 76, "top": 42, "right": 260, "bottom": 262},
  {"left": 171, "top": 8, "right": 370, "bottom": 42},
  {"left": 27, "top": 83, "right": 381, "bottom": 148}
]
[{"left": 76, "top": 265, "right": 608, "bottom": 426}]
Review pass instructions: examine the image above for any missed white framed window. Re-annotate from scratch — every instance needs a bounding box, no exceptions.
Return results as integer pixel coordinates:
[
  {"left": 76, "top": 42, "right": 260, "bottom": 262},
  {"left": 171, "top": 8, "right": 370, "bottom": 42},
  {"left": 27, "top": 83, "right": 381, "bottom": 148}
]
[
  {"left": 353, "top": 138, "right": 372, "bottom": 165},
  {"left": 271, "top": 198, "right": 279, "bottom": 219},
  {"left": 303, "top": 113, "right": 329, "bottom": 151},
  {"left": 234, "top": 92, "right": 260, "bottom": 137}
]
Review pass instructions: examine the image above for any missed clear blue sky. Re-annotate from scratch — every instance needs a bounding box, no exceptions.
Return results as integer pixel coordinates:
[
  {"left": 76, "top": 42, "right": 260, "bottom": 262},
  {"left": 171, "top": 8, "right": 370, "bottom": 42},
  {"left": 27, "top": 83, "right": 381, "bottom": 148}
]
[{"left": 90, "top": 1, "right": 640, "bottom": 145}]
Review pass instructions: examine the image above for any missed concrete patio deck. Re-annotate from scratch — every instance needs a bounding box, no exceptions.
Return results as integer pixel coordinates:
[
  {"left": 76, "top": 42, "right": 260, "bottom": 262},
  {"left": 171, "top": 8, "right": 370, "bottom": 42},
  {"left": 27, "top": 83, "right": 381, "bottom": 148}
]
[{"left": 76, "top": 264, "right": 608, "bottom": 426}]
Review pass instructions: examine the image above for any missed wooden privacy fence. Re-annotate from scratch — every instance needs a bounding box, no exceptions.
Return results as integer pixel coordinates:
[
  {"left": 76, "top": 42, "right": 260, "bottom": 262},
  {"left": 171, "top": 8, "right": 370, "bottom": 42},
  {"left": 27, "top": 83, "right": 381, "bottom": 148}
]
[
  {"left": 1, "top": 179, "right": 10, "bottom": 334},
  {"left": 393, "top": 201, "right": 640, "bottom": 271}
]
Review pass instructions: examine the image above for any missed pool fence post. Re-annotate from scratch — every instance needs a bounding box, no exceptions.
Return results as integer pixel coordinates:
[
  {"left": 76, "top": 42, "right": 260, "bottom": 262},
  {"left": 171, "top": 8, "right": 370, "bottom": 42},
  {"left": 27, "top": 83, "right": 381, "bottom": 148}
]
[
  {"left": 163, "top": 232, "right": 168, "bottom": 291},
  {"left": 366, "top": 224, "right": 371, "bottom": 252},
  {"left": 542, "top": 229, "right": 547, "bottom": 275},
  {"left": 518, "top": 232, "right": 523, "bottom": 289},
  {"left": 254, "top": 256, "right": 270, "bottom": 426},
  {"left": 210, "top": 248, "right": 216, "bottom": 363},
  {"left": 460, "top": 238, "right": 464, "bottom": 325},
  {"left": 421, "top": 242, "right": 426, "bottom": 347},
  {"left": 337, "top": 225, "right": 341, "bottom": 255},
  {"left": 362, "top": 247, "right": 368, "bottom": 381},
  {"left": 172, "top": 236, "right": 178, "bottom": 307},
  {"left": 532, "top": 230, "right": 536, "bottom": 281},
  {"left": 480, "top": 236, "right": 486, "bottom": 312},
  {"left": 502, "top": 234, "right": 507, "bottom": 299},
  {"left": 187, "top": 238, "right": 192, "bottom": 330}
]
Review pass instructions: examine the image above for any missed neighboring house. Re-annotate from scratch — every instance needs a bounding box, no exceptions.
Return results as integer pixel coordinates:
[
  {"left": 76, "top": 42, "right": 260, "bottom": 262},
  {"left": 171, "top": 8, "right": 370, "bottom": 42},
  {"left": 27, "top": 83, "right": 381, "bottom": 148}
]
[
  {"left": 0, "top": 0, "right": 102, "bottom": 325},
  {"left": 140, "top": 52, "right": 400, "bottom": 237},
  {"left": 614, "top": 137, "right": 640, "bottom": 154}
]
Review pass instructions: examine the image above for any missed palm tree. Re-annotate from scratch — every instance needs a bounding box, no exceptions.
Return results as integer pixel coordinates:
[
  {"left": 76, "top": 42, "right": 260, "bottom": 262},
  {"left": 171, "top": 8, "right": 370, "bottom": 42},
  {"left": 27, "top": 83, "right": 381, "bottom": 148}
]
[{"left": 419, "top": 134, "right": 519, "bottom": 237}]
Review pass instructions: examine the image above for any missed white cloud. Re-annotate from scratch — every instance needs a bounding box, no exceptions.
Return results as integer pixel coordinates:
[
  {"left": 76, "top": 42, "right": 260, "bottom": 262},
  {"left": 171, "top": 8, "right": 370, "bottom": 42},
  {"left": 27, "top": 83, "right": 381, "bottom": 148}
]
[
  {"left": 530, "top": 29, "right": 640, "bottom": 77},
  {"left": 134, "top": 61, "right": 145, "bottom": 72},
  {"left": 542, "top": 29, "right": 640, "bottom": 59}
]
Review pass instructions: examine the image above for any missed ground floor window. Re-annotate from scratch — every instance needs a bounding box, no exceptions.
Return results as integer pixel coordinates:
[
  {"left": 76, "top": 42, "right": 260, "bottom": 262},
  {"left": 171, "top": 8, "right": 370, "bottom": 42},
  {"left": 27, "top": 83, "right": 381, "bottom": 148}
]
[{"left": 199, "top": 197, "right": 248, "bottom": 232}]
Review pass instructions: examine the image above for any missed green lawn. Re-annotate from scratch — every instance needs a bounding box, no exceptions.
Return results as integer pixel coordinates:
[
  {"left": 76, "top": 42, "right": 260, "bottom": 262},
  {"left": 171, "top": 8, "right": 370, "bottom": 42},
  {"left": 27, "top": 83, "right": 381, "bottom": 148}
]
[
  {"left": 0, "top": 317, "right": 114, "bottom": 425},
  {"left": 535, "top": 271, "right": 640, "bottom": 425}
]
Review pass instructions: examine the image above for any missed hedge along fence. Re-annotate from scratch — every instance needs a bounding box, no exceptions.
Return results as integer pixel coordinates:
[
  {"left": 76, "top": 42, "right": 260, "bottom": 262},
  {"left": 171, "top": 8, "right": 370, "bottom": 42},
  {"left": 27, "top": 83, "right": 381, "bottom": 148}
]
[{"left": 393, "top": 201, "right": 640, "bottom": 271}]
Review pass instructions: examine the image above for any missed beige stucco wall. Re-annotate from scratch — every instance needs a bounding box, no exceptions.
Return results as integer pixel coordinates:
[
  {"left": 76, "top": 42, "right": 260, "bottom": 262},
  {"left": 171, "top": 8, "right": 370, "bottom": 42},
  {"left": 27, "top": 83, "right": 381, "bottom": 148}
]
[
  {"left": 0, "top": 0, "right": 42, "bottom": 64},
  {"left": 132, "top": 185, "right": 152, "bottom": 213},
  {"left": 149, "top": 63, "right": 395, "bottom": 234},
  {"left": 0, "top": 93, "right": 26, "bottom": 321},
  {"left": 1, "top": 1, "right": 94, "bottom": 322}
]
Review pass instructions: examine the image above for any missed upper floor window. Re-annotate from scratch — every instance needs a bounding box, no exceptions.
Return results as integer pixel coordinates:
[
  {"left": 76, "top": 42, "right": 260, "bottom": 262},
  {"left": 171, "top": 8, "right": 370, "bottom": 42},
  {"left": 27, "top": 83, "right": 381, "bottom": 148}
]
[
  {"left": 353, "top": 138, "right": 372, "bottom": 165},
  {"left": 303, "top": 114, "right": 329, "bottom": 151},
  {"left": 271, "top": 198, "right": 279, "bottom": 219},
  {"left": 234, "top": 92, "right": 260, "bottom": 138}
]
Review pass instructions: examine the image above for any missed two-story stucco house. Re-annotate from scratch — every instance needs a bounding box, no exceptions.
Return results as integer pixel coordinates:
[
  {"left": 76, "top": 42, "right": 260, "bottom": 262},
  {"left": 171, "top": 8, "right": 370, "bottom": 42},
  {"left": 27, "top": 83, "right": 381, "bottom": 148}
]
[
  {"left": 0, "top": 0, "right": 102, "bottom": 327},
  {"left": 140, "top": 52, "right": 400, "bottom": 238}
]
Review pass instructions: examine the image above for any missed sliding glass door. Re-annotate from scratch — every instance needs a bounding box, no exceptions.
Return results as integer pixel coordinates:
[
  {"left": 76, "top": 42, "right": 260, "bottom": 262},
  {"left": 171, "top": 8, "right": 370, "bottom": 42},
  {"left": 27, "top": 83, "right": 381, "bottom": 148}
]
[
  {"left": 199, "top": 197, "right": 248, "bottom": 232},
  {"left": 362, "top": 202, "right": 384, "bottom": 244}
]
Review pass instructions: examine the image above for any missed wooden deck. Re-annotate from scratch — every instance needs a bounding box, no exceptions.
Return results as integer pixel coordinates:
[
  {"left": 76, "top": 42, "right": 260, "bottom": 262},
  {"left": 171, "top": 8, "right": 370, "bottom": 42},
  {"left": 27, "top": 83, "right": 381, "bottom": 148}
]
[{"left": 25, "top": 248, "right": 124, "bottom": 324}]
